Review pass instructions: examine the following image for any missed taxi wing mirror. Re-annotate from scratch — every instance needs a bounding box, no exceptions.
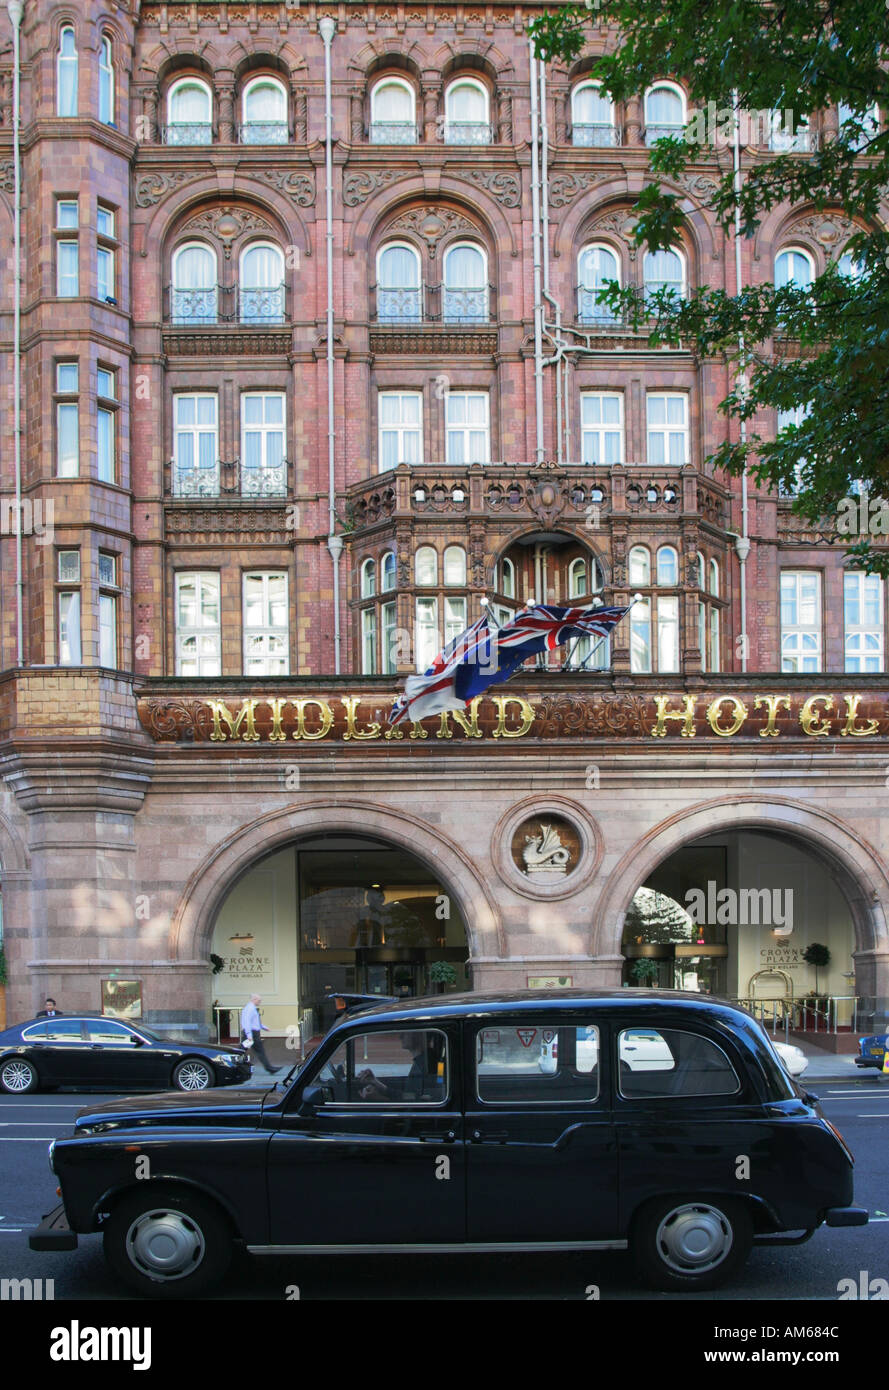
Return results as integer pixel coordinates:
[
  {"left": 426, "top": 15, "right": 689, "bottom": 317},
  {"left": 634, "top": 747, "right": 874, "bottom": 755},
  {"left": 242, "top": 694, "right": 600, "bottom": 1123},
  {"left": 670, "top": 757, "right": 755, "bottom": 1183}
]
[{"left": 299, "top": 1082, "right": 332, "bottom": 1114}]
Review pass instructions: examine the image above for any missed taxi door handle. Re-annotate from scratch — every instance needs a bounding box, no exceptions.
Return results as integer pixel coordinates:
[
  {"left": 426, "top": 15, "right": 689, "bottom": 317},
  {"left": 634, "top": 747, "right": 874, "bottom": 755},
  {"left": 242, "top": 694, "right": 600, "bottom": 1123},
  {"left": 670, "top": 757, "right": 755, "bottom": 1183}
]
[
  {"left": 471, "top": 1130, "right": 508, "bottom": 1143},
  {"left": 420, "top": 1130, "right": 456, "bottom": 1142}
]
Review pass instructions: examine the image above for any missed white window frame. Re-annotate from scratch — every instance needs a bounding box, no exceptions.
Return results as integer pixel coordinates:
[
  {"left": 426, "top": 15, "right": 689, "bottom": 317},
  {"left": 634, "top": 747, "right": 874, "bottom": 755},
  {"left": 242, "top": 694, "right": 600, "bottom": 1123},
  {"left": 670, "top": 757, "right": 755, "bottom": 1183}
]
[
  {"left": 381, "top": 601, "right": 397, "bottom": 674},
  {"left": 580, "top": 391, "right": 624, "bottom": 464},
  {"left": 444, "top": 595, "right": 467, "bottom": 645},
  {"left": 175, "top": 572, "right": 222, "bottom": 677},
  {"left": 415, "top": 595, "right": 439, "bottom": 670},
  {"left": 577, "top": 244, "right": 621, "bottom": 323},
  {"left": 56, "top": 362, "right": 79, "bottom": 477},
  {"left": 415, "top": 546, "right": 438, "bottom": 586},
  {"left": 99, "top": 591, "right": 118, "bottom": 669},
  {"left": 571, "top": 81, "right": 616, "bottom": 146},
  {"left": 445, "top": 391, "right": 490, "bottom": 465},
  {"left": 56, "top": 199, "right": 78, "bottom": 230},
  {"left": 172, "top": 242, "right": 218, "bottom": 323},
  {"left": 361, "top": 606, "right": 378, "bottom": 674},
  {"left": 643, "top": 247, "right": 687, "bottom": 302},
  {"left": 381, "top": 551, "right": 397, "bottom": 593},
  {"left": 240, "top": 390, "right": 286, "bottom": 496},
  {"left": 628, "top": 545, "right": 651, "bottom": 587},
  {"left": 780, "top": 570, "right": 822, "bottom": 673},
  {"left": 646, "top": 392, "right": 689, "bottom": 465},
  {"left": 844, "top": 572, "right": 884, "bottom": 673},
  {"left": 444, "top": 76, "right": 490, "bottom": 144},
  {"left": 238, "top": 241, "right": 286, "bottom": 324},
  {"left": 97, "top": 244, "right": 114, "bottom": 302},
  {"left": 57, "top": 240, "right": 79, "bottom": 298},
  {"left": 99, "top": 35, "right": 114, "bottom": 125},
  {"left": 657, "top": 595, "right": 680, "bottom": 672},
  {"left": 167, "top": 78, "right": 213, "bottom": 143},
  {"left": 361, "top": 558, "right": 376, "bottom": 599},
  {"left": 57, "top": 26, "right": 78, "bottom": 118},
  {"left": 568, "top": 557, "right": 587, "bottom": 598},
  {"left": 630, "top": 599, "right": 652, "bottom": 672},
  {"left": 378, "top": 390, "right": 423, "bottom": 472},
  {"left": 443, "top": 546, "right": 467, "bottom": 586},
  {"left": 376, "top": 241, "right": 423, "bottom": 323},
  {"left": 97, "top": 405, "right": 115, "bottom": 483},
  {"left": 499, "top": 556, "right": 516, "bottom": 598},
  {"left": 241, "top": 76, "right": 288, "bottom": 144},
  {"left": 644, "top": 81, "right": 686, "bottom": 143},
  {"left": 774, "top": 246, "right": 815, "bottom": 290},
  {"left": 442, "top": 241, "right": 489, "bottom": 323},
  {"left": 370, "top": 77, "right": 416, "bottom": 144},
  {"left": 58, "top": 590, "right": 81, "bottom": 665},
  {"left": 173, "top": 392, "right": 219, "bottom": 497},
  {"left": 242, "top": 571, "right": 289, "bottom": 677},
  {"left": 657, "top": 545, "right": 679, "bottom": 586}
]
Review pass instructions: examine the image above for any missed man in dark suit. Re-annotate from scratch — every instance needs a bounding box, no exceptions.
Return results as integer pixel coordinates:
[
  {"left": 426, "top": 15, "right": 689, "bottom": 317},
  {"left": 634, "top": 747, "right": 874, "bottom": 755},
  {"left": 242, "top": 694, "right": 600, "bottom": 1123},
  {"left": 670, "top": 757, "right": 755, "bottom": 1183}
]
[{"left": 36, "top": 998, "right": 62, "bottom": 1018}]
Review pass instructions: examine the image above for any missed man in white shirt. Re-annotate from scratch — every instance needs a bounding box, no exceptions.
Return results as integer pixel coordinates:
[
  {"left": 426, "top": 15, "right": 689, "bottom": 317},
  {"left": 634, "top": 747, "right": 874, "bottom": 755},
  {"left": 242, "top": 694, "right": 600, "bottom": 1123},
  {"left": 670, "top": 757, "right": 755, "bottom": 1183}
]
[{"left": 240, "top": 994, "right": 279, "bottom": 1075}]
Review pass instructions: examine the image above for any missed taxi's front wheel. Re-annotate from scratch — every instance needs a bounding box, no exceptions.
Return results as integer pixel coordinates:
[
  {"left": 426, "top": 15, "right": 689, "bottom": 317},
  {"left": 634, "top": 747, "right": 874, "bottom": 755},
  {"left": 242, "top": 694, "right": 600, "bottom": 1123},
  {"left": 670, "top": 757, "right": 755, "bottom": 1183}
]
[
  {"left": 103, "top": 1187, "right": 233, "bottom": 1298},
  {"left": 632, "top": 1196, "right": 753, "bottom": 1291}
]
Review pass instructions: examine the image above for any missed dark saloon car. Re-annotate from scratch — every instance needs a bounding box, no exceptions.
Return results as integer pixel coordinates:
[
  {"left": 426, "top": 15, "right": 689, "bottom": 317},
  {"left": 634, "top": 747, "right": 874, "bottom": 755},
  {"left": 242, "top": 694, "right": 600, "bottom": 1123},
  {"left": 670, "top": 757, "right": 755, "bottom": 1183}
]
[
  {"left": 0, "top": 1015, "right": 251, "bottom": 1094},
  {"left": 854, "top": 1031, "right": 888, "bottom": 1071},
  {"left": 30, "top": 990, "right": 866, "bottom": 1297}
]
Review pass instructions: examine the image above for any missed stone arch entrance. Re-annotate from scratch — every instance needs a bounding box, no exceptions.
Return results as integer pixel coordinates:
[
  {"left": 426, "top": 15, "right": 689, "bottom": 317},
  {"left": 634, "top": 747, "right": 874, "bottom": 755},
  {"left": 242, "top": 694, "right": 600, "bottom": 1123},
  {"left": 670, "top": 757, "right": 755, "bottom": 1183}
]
[
  {"left": 594, "top": 796, "right": 889, "bottom": 1016},
  {"left": 170, "top": 800, "right": 502, "bottom": 1028}
]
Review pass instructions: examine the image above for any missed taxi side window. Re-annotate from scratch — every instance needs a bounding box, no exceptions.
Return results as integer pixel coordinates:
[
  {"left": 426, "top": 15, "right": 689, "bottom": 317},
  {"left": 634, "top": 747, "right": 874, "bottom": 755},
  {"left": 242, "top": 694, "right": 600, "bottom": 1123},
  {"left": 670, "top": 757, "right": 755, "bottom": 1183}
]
[
  {"left": 475, "top": 1023, "right": 599, "bottom": 1104},
  {"left": 617, "top": 1028, "right": 739, "bottom": 1099},
  {"left": 312, "top": 1028, "right": 448, "bottom": 1105}
]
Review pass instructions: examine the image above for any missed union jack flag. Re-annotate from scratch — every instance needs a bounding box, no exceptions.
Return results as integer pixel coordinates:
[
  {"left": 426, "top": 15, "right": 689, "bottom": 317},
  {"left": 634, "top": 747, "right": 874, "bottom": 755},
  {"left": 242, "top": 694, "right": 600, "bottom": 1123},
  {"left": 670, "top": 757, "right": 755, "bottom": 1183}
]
[
  {"left": 454, "top": 602, "right": 632, "bottom": 702},
  {"left": 389, "top": 612, "right": 494, "bottom": 727}
]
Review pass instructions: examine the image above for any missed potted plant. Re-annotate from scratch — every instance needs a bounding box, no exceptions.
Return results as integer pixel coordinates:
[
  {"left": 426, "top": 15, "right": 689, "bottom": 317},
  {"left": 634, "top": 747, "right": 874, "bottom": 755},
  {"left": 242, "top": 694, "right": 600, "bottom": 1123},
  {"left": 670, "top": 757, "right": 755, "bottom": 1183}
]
[
  {"left": 631, "top": 959, "right": 660, "bottom": 988},
  {"left": 428, "top": 960, "right": 458, "bottom": 994},
  {"left": 209, "top": 953, "right": 225, "bottom": 975},
  {"left": 803, "top": 943, "right": 831, "bottom": 996},
  {"left": 392, "top": 966, "right": 413, "bottom": 996}
]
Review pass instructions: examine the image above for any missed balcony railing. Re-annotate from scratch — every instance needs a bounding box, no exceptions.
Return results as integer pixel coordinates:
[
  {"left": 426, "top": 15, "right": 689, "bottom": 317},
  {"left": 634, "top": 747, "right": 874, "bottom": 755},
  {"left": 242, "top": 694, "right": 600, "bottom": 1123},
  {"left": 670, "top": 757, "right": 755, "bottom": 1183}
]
[
  {"left": 238, "top": 121, "right": 289, "bottom": 145},
  {"left": 162, "top": 122, "right": 213, "bottom": 145},
  {"left": 369, "top": 121, "right": 418, "bottom": 144},
  {"left": 170, "top": 457, "right": 289, "bottom": 499},
  {"left": 769, "top": 126, "right": 816, "bottom": 152},
  {"left": 644, "top": 123, "right": 685, "bottom": 144},
  {"left": 371, "top": 282, "right": 495, "bottom": 325},
  {"left": 165, "top": 283, "right": 288, "bottom": 326},
  {"left": 571, "top": 123, "right": 621, "bottom": 147},
  {"left": 576, "top": 287, "right": 625, "bottom": 326},
  {"left": 443, "top": 121, "right": 493, "bottom": 144}
]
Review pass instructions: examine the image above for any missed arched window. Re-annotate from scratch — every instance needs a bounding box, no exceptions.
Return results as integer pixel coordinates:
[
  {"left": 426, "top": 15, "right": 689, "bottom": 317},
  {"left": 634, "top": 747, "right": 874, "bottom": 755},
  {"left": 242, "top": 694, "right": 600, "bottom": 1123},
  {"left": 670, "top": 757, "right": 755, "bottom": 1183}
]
[
  {"left": 629, "top": 546, "right": 651, "bottom": 587},
  {"left": 644, "top": 83, "right": 685, "bottom": 143},
  {"left": 166, "top": 78, "right": 213, "bottom": 145},
  {"left": 239, "top": 242, "right": 285, "bottom": 325},
  {"left": 171, "top": 243, "right": 218, "bottom": 324},
  {"left": 443, "top": 243, "right": 488, "bottom": 323},
  {"left": 568, "top": 558, "right": 587, "bottom": 598},
  {"left": 370, "top": 78, "right": 416, "bottom": 144},
  {"left": 415, "top": 546, "right": 438, "bottom": 586},
  {"left": 657, "top": 545, "right": 679, "bottom": 586},
  {"left": 444, "top": 546, "right": 467, "bottom": 585},
  {"left": 381, "top": 551, "right": 397, "bottom": 592},
  {"left": 98, "top": 35, "right": 114, "bottom": 125},
  {"left": 578, "top": 244, "right": 620, "bottom": 322},
  {"left": 361, "top": 559, "right": 376, "bottom": 598},
  {"left": 571, "top": 82, "right": 616, "bottom": 146},
  {"left": 709, "top": 560, "right": 720, "bottom": 671},
  {"left": 444, "top": 77, "right": 491, "bottom": 144},
  {"left": 57, "top": 26, "right": 78, "bottom": 117},
  {"left": 499, "top": 556, "right": 515, "bottom": 598},
  {"left": 709, "top": 558, "right": 719, "bottom": 597},
  {"left": 241, "top": 77, "right": 288, "bottom": 144},
  {"left": 643, "top": 248, "right": 686, "bottom": 302},
  {"left": 774, "top": 247, "right": 814, "bottom": 290},
  {"left": 376, "top": 242, "right": 422, "bottom": 322},
  {"left": 838, "top": 247, "right": 863, "bottom": 280},
  {"left": 696, "top": 552, "right": 706, "bottom": 588}
]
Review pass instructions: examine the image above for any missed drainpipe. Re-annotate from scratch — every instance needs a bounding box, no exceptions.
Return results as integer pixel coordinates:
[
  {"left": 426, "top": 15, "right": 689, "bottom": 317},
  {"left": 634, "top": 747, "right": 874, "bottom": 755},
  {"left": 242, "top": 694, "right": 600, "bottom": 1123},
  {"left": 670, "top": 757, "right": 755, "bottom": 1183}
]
[
  {"left": 528, "top": 40, "right": 545, "bottom": 464},
  {"left": 732, "top": 89, "right": 750, "bottom": 672},
  {"left": 538, "top": 60, "right": 565, "bottom": 466},
  {"left": 319, "top": 16, "right": 342, "bottom": 674},
  {"left": 8, "top": 0, "right": 23, "bottom": 666}
]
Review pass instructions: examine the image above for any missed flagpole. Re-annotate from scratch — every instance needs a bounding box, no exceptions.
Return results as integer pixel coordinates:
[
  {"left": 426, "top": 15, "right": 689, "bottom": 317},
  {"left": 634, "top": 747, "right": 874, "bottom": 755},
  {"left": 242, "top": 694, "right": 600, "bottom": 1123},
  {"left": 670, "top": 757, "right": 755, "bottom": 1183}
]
[{"left": 563, "top": 594, "right": 643, "bottom": 672}]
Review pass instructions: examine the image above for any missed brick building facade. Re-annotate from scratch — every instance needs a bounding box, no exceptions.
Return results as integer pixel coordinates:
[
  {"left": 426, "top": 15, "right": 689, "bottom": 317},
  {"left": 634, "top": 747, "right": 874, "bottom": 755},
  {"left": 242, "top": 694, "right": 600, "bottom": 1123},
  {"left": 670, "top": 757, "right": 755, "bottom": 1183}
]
[{"left": 0, "top": 0, "right": 887, "bottom": 1040}]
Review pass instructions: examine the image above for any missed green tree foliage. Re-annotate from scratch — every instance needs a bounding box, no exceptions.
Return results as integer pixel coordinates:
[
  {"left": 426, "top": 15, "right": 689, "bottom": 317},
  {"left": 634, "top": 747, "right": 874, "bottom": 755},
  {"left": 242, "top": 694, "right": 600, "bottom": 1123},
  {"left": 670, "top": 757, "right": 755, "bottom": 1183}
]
[{"left": 529, "top": 0, "right": 889, "bottom": 571}]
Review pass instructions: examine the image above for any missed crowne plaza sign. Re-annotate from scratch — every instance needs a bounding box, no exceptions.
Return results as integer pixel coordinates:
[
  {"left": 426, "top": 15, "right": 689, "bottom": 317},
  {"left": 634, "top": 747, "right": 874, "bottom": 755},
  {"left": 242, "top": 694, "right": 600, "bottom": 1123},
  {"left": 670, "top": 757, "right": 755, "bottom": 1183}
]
[{"left": 135, "top": 688, "right": 889, "bottom": 744}]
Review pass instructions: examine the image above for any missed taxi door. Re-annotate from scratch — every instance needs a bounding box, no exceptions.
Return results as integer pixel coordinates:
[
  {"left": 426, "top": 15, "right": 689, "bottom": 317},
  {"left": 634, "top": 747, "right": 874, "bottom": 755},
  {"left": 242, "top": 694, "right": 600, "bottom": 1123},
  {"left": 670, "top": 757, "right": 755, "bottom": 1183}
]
[{"left": 463, "top": 1018, "right": 619, "bottom": 1243}]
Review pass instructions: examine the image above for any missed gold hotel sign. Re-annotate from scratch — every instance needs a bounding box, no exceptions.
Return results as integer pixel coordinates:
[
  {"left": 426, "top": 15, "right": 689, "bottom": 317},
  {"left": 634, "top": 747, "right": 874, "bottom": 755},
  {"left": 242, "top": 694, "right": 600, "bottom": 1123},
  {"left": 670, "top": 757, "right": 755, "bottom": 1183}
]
[{"left": 136, "top": 690, "right": 889, "bottom": 744}]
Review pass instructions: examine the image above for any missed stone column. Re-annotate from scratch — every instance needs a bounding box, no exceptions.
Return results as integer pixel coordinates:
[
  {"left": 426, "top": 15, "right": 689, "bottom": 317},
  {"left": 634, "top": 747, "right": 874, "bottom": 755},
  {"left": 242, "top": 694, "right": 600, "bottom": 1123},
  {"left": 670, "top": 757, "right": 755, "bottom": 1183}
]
[
  {"left": 422, "top": 75, "right": 439, "bottom": 142},
  {"left": 498, "top": 89, "right": 513, "bottom": 144},
  {"left": 294, "top": 87, "right": 308, "bottom": 143},
  {"left": 217, "top": 79, "right": 235, "bottom": 143},
  {"left": 624, "top": 95, "right": 643, "bottom": 146},
  {"left": 350, "top": 87, "right": 364, "bottom": 143}
]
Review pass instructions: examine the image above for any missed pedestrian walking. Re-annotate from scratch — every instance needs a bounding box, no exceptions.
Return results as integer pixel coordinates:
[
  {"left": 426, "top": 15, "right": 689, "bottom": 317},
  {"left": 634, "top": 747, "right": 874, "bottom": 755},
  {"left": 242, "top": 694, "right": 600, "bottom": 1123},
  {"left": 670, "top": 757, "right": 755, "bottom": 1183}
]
[{"left": 240, "top": 993, "right": 280, "bottom": 1075}]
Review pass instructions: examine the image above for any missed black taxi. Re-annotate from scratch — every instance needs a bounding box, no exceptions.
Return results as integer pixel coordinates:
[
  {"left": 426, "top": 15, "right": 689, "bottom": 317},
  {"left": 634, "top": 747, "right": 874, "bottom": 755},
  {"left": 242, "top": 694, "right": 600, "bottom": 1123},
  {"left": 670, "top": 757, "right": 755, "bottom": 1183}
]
[{"left": 30, "top": 990, "right": 867, "bottom": 1296}]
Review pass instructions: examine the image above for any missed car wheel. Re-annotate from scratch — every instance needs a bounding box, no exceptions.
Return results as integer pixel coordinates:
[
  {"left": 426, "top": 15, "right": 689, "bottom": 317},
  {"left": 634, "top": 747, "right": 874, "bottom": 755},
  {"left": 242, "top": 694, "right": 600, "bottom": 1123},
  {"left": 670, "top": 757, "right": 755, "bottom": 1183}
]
[
  {"left": 0, "top": 1058, "right": 39, "bottom": 1094},
  {"left": 103, "top": 1188, "right": 232, "bottom": 1299},
  {"left": 632, "top": 1196, "right": 753, "bottom": 1292},
  {"left": 173, "top": 1059, "right": 214, "bottom": 1091}
]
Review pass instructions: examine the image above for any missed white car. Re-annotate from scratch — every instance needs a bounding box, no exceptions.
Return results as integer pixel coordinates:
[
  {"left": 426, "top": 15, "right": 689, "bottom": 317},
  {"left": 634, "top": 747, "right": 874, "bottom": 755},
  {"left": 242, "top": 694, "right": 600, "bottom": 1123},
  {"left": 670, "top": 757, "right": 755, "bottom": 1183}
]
[{"left": 773, "top": 1039, "right": 808, "bottom": 1078}]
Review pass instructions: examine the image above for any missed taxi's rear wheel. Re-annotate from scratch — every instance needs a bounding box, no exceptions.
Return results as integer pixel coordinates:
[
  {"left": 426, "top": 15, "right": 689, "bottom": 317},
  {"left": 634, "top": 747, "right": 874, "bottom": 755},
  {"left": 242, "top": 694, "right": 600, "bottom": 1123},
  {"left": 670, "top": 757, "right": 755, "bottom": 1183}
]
[
  {"left": 632, "top": 1196, "right": 753, "bottom": 1291},
  {"left": 103, "top": 1187, "right": 233, "bottom": 1298}
]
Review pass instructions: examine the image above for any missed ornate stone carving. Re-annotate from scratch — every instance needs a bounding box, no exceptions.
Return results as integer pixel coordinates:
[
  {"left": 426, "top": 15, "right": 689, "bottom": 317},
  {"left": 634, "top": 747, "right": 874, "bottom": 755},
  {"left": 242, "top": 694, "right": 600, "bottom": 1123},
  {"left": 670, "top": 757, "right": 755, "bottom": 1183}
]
[
  {"left": 497, "top": 90, "right": 513, "bottom": 144},
  {"left": 548, "top": 172, "right": 614, "bottom": 208},
  {"left": 134, "top": 170, "right": 206, "bottom": 208},
  {"left": 370, "top": 328, "right": 498, "bottom": 355},
  {"left": 182, "top": 205, "right": 274, "bottom": 257},
  {"left": 673, "top": 172, "right": 721, "bottom": 203},
  {"left": 789, "top": 212, "right": 858, "bottom": 249},
  {"left": 458, "top": 168, "right": 521, "bottom": 207},
  {"left": 534, "top": 694, "right": 650, "bottom": 738},
  {"left": 522, "top": 823, "right": 571, "bottom": 875},
  {"left": 388, "top": 205, "right": 477, "bottom": 255},
  {"left": 343, "top": 168, "right": 413, "bottom": 206},
  {"left": 249, "top": 169, "right": 315, "bottom": 207},
  {"left": 165, "top": 507, "right": 291, "bottom": 545},
  {"left": 163, "top": 329, "right": 292, "bottom": 356},
  {"left": 0, "top": 161, "right": 13, "bottom": 194},
  {"left": 138, "top": 699, "right": 216, "bottom": 743},
  {"left": 586, "top": 208, "right": 637, "bottom": 241},
  {"left": 294, "top": 90, "right": 308, "bottom": 144}
]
